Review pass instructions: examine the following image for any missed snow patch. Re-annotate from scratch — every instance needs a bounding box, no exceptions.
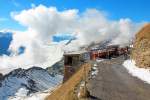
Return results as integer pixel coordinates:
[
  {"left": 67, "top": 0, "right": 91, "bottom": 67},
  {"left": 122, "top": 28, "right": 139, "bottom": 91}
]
[
  {"left": 91, "top": 66, "right": 98, "bottom": 77},
  {"left": 90, "top": 62, "right": 100, "bottom": 78},
  {"left": 15, "top": 88, "right": 29, "bottom": 97},
  {"left": 93, "top": 63, "right": 98, "bottom": 67},
  {"left": 123, "top": 60, "right": 150, "bottom": 84},
  {"left": 96, "top": 59, "right": 104, "bottom": 63},
  {"left": 9, "top": 90, "right": 49, "bottom": 100},
  {"left": 9, "top": 84, "right": 61, "bottom": 100}
]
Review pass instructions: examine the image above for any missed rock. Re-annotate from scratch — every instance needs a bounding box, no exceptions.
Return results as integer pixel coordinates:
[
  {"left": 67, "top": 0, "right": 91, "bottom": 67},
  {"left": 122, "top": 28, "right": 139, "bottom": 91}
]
[
  {"left": 78, "top": 85, "right": 90, "bottom": 99},
  {"left": 0, "top": 73, "right": 3, "bottom": 80}
]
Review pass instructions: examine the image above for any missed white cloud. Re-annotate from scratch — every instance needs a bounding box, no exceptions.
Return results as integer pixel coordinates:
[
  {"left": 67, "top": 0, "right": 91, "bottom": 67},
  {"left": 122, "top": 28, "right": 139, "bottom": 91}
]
[
  {"left": 11, "top": 5, "right": 78, "bottom": 42},
  {"left": 0, "top": 5, "right": 145, "bottom": 74}
]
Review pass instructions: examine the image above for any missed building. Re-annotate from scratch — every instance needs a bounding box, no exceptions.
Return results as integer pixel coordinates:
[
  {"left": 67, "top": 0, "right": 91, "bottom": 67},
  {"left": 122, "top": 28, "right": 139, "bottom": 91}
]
[
  {"left": 90, "top": 45, "right": 120, "bottom": 60},
  {"left": 63, "top": 50, "right": 90, "bottom": 82}
]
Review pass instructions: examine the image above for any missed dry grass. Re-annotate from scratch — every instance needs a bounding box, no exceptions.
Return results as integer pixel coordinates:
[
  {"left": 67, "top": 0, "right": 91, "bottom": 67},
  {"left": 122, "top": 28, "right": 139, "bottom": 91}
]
[
  {"left": 133, "top": 23, "right": 150, "bottom": 68},
  {"left": 135, "top": 24, "right": 150, "bottom": 41},
  {"left": 45, "top": 63, "right": 91, "bottom": 100}
]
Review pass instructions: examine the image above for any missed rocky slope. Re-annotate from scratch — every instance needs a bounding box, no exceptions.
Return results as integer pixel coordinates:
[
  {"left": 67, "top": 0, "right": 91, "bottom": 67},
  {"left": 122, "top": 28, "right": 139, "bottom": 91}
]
[
  {"left": 0, "top": 66, "right": 63, "bottom": 100},
  {"left": 132, "top": 23, "right": 150, "bottom": 68}
]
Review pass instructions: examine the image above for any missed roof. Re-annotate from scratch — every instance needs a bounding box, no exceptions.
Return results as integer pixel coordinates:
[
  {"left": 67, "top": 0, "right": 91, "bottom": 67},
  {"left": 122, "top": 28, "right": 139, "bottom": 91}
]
[
  {"left": 64, "top": 50, "right": 88, "bottom": 56},
  {"left": 106, "top": 45, "right": 119, "bottom": 48}
]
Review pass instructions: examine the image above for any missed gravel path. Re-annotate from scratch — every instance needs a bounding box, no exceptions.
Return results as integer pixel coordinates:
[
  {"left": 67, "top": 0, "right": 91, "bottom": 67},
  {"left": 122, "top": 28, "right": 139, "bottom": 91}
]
[{"left": 87, "top": 56, "right": 150, "bottom": 100}]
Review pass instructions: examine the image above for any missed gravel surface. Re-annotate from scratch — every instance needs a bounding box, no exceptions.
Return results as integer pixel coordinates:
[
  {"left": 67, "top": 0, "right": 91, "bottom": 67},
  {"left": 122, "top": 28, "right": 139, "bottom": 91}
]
[{"left": 87, "top": 56, "right": 150, "bottom": 100}]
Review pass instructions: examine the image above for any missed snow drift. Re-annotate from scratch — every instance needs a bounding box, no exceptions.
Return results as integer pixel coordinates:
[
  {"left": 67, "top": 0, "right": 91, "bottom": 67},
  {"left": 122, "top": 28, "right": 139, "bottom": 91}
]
[{"left": 123, "top": 60, "right": 150, "bottom": 84}]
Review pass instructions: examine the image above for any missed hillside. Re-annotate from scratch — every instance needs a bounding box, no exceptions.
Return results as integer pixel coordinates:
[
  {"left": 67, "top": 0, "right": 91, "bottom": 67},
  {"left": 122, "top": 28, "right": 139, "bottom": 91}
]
[
  {"left": 46, "top": 63, "right": 91, "bottom": 100},
  {"left": 0, "top": 67, "right": 62, "bottom": 100},
  {"left": 132, "top": 23, "right": 150, "bottom": 68}
]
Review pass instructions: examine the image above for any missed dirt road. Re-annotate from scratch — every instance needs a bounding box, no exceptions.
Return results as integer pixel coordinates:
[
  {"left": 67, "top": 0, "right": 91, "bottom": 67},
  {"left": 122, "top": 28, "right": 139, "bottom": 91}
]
[{"left": 87, "top": 56, "right": 150, "bottom": 100}]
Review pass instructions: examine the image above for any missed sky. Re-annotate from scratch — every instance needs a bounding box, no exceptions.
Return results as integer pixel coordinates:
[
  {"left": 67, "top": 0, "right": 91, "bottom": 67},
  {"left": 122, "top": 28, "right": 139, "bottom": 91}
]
[
  {"left": 0, "top": 0, "right": 150, "bottom": 30},
  {"left": 0, "top": 0, "right": 149, "bottom": 74}
]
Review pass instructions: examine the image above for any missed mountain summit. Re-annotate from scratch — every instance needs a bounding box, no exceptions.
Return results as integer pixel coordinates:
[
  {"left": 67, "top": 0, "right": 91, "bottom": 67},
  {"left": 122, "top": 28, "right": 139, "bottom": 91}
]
[{"left": 0, "top": 67, "right": 62, "bottom": 100}]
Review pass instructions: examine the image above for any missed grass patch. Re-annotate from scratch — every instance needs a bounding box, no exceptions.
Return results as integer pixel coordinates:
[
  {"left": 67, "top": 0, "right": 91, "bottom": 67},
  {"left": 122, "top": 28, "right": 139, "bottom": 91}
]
[{"left": 46, "top": 63, "right": 91, "bottom": 100}]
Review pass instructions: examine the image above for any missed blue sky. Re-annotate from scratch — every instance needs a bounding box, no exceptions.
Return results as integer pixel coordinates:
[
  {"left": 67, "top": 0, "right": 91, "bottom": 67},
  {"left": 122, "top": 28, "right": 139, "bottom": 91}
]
[
  {"left": 52, "top": 34, "right": 76, "bottom": 42},
  {"left": 0, "top": 32, "right": 12, "bottom": 55},
  {"left": 0, "top": 0, "right": 149, "bottom": 30},
  {"left": 0, "top": 32, "right": 25, "bottom": 55}
]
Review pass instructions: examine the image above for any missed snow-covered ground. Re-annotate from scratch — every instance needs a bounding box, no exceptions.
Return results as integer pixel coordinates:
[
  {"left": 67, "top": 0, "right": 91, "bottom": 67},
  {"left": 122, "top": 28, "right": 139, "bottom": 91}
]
[
  {"left": 9, "top": 92, "right": 49, "bottom": 100},
  {"left": 96, "top": 59, "right": 104, "bottom": 63},
  {"left": 91, "top": 59, "right": 103, "bottom": 78},
  {"left": 9, "top": 85, "right": 61, "bottom": 100},
  {"left": 91, "top": 66, "right": 98, "bottom": 78},
  {"left": 123, "top": 60, "right": 150, "bottom": 84}
]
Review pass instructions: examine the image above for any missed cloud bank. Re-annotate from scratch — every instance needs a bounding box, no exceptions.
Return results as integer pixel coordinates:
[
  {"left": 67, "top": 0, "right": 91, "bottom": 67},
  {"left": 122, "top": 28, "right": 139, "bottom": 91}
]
[{"left": 0, "top": 5, "right": 144, "bottom": 74}]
